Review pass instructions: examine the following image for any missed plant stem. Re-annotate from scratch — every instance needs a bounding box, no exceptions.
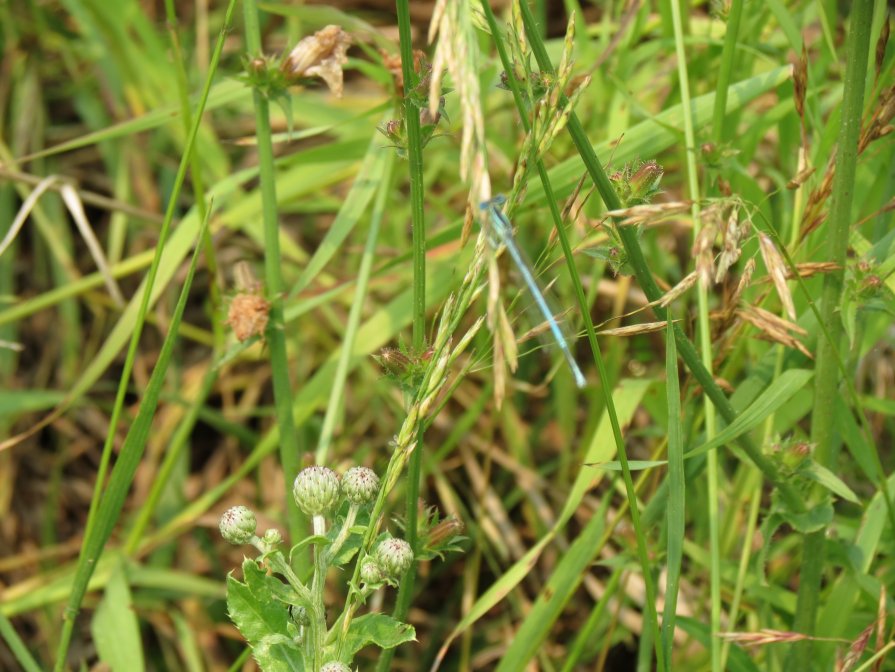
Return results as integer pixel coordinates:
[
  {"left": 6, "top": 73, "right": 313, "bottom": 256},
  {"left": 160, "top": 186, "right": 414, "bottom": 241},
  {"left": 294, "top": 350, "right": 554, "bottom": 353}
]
[
  {"left": 385, "top": 0, "right": 427, "bottom": 665},
  {"left": 787, "top": 1, "right": 872, "bottom": 668},
  {"left": 668, "top": 0, "right": 720, "bottom": 668},
  {"left": 241, "top": 0, "right": 303, "bottom": 542},
  {"left": 260, "top": 548, "right": 322, "bottom": 669}
]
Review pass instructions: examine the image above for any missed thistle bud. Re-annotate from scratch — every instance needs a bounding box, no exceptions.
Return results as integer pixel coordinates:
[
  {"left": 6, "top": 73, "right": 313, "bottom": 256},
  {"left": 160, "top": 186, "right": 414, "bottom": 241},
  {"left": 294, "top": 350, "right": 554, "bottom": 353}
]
[
  {"left": 292, "top": 466, "right": 341, "bottom": 516},
  {"left": 360, "top": 560, "right": 384, "bottom": 585},
  {"left": 219, "top": 506, "right": 256, "bottom": 545},
  {"left": 261, "top": 528, "right": 283, "bottom": 548},
  {"left": 374, "top": 537, "right": 414, "bottom": 578},
  {"left": 320, "top": 663, "right": 351, "bottom": 672},
  {"left": 342, "top": 467, "right": 379, "bottom": 505}
]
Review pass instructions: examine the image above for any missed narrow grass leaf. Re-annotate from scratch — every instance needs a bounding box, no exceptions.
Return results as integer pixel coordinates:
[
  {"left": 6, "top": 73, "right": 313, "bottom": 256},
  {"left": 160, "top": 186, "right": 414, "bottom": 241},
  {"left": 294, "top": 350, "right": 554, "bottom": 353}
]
[
  {"left": 289, "top": 126, "right": 389, "bottom": 297},
  {"left": 563, "top": 378, "right": 654, "bottom": 522},
  {"left": 494, "top": 499, "right": 609, "bottom": 671},
  {"left": 56, "top": 215, "right": 208, "bottom": 662},
  {"left": 835, "top": 397, "right": 883, "bottom": 482},
  {"left": 0, "top": 613, "right": 42, "bottom": 672},
  {"left": 684, "top": 369, "right": 814, "bottom": 460},
  {"left": 801, "top": 462, "right": 860, "bottom": 504},
  {"left": 661, "top": 322, "right": 684, "bottom": 670},
  {"left": 588, "top": 459, "right": 667, "bottom": 471}
]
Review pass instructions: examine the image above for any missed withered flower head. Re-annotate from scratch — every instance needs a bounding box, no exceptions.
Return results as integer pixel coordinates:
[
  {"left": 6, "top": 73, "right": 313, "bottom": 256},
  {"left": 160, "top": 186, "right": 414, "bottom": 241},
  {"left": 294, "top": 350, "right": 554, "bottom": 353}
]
[
  {"left": 281, "top": 25, "right": 352, "bottom": 97},
  {"left": 226, "top": 293, "right": 270, "bottom": 343}
]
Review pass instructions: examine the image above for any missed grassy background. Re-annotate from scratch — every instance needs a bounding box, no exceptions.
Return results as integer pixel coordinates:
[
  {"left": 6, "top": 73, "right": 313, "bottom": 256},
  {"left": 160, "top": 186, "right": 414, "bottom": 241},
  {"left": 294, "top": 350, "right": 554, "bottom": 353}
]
[{"left": 1, "top": 0, "right": 893, "bottom": 670}]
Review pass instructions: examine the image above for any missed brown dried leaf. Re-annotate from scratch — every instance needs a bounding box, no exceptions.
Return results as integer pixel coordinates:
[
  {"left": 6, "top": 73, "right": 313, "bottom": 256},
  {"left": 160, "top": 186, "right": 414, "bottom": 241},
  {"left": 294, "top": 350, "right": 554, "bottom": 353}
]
[
  {"left": 282, "top": 25, "right": 352, "bottom": 97},
  {"left": 226, "top": 293, "right": 270, "bottom": 342},
  {"left": 839, "top": 622, "right": 874, "bottom": 672},
  {"left": 597, "top": 321, "right": 669, "bottom": 337},
  {"left": 692, "top": 221, "right": 718, "bottom": 290},
  {"left": 718, "top": 629, "right": 810, "bottom": 648},
  {"left": 758, "top": 233, "right": 797, "bottom": 321},
  {"left": 659, "top": 270, "right": 698, "bottom": 308}
]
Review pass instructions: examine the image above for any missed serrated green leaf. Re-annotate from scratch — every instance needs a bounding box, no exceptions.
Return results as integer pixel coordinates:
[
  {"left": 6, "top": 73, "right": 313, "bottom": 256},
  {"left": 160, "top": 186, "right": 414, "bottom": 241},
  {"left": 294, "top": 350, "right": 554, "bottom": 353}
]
[
  {"left": 227, "top": 563, "right": 305, "bottom": 672},
  {"left": 227, "top": 563, "right": 289, "bottom": 643},
  {"left": 341, "top": 613, "right": 416, "bottom": 660}
]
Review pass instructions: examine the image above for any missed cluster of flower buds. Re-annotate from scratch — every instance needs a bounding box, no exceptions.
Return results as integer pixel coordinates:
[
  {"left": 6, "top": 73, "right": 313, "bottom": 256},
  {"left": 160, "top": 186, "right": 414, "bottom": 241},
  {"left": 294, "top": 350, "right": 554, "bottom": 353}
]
[
  {"left": 291, "top": 465, "right": 380, "bottom": 516},
  {"left": 360, "top": 536, "right": 414, "bottom": 589},
  {"left": 220, "top": 465, "right": 381, "bottom": 546}
]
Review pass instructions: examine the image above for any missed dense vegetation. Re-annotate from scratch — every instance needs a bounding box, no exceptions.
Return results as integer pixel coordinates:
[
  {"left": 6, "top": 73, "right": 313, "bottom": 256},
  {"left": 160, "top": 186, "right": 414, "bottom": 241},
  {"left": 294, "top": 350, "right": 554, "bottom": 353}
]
[{"left": 0, "top": 0, "right": 893, "bottom": 670}]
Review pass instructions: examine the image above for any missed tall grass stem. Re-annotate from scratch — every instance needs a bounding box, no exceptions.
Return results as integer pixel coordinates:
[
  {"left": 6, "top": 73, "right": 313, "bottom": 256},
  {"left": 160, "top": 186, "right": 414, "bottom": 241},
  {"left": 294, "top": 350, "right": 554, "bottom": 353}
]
[
  {"left": 787, "top": 2, "right": 873, "bottom": 668},
  {"left": 241, "top": 0, "right": 303, "bottom": 541}
]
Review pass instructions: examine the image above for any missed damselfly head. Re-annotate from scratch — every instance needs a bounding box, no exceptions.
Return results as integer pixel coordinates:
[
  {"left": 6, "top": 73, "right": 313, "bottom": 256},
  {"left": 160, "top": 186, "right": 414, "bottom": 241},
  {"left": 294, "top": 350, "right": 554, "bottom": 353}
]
[{"left": 480, "top": 194, "right": 507, "bottom": 211}]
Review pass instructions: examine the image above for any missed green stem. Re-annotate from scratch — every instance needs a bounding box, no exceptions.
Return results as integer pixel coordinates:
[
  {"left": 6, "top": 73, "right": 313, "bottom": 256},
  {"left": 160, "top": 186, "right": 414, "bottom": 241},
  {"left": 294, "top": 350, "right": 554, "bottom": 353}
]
[
  {"left": 385, "top": 0, "right": 427, "bottom": 665},
  {"left": 517, "top": 1, "right": 806, "bottom": 516},
  {"left": 259, "top": 547, "right": 321, "bottom": 669},
  {"left": 241, "top": 0, "right": 302, "bottom": 542},
  {"left": 787, "top": 1, "right": 872, "bottom": 668},
  {"left": 325, "top": 505, "right": 359, "bottom": 564},
  {"left": 710, "top": 0, "right": 744, "bottom": 145},
  {"left": 668, "top": 0, "right": 719, "bottom": 668},
  {"left": 163, "top": 0, "right": 225, "bottom": 353}
]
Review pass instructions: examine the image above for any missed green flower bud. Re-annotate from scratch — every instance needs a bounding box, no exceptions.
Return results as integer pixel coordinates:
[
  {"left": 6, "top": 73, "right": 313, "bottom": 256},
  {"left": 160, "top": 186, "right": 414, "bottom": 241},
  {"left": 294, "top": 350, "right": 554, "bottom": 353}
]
[
  {"left": 360, "top": 560, "right": 384, "bottom": 585},
  {"left": 342, "top": 466, "right": 379, "bottom": 505},
  {"left": 320, "top": 662, "right": 351, "bottom": 672},
  {"left": 288, "top": 604, "right": 309, "bottom": 627},
  {"left": 292, "top": 466, "right": 340, "bottom": 516},
  {"left": 374, "top": 537, "right": 414, "bottom": 578},
  {"left": 261, "top": 528, "right": 283, "bottom": 548},
  {"left": 219, "top": 506, "right": 256, "bottom": 545}
]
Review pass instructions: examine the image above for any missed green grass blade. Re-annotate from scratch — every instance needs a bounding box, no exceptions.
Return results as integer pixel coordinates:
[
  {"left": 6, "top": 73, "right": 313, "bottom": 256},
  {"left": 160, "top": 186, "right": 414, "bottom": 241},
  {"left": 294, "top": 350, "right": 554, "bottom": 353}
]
[
  {"left": 684, "top": 369, "right": 814, "bottom": 460},
  {"left": 433, "top": 378, "right": 652, "bottom": 666},
  {"left": 53, "top": 208, "right": 212, "bottom": 669},
  {"left": 494, "top": 499, "right": 609, "bottom": 670},
  {"left": 660, "top": 321, "right": 684, "bottom": 669},
  {"left": 289, "top": 125, "right": 391, "bottom": 297},
  {"left": 0, "top": 612, "right": 43, "bottom": 672}
]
